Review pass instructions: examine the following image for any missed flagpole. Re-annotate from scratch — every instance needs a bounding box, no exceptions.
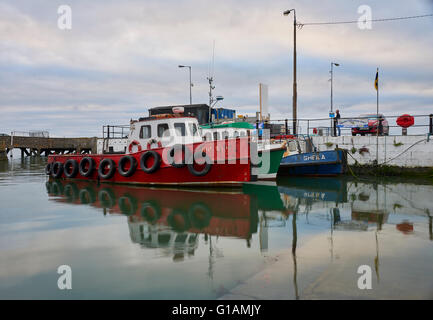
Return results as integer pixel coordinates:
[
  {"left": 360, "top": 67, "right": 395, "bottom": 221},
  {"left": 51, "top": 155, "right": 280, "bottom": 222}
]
[{"left": 376, "top": 67, "right": 379, "bottom": 165}]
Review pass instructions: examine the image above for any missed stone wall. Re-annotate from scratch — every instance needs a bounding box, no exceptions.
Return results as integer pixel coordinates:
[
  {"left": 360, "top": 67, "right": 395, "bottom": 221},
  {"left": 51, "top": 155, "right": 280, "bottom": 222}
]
[{"left": 312, "top": 135, "right": 433, "bottom": 167}]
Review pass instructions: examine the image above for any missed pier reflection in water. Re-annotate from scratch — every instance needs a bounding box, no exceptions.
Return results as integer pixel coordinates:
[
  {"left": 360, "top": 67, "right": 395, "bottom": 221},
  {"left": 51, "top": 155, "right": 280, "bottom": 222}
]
[{"left": 0, "top": 158, "right": 432, "bottom": 299}]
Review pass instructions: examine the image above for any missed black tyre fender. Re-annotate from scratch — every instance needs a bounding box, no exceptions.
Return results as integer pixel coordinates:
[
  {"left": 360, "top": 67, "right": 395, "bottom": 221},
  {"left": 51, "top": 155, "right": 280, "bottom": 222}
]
[
  {"left": 64, "top": 159, "right": 79, "bottom": 178},
  {"left": 187, "top": 151, "right": 212, "bottom": 177},
  {"left": 79, "top": 186, "right": 96, "bottom": 204},
  {"left": 45, "top": 163, "right": 52, "bottom": 175},
  {"left": 51, "top": 162, "right": 64, "bottom": 179},
  {"left": 167, "top": 144, "right": 192, "bottom": 168},
  {"left": 118, "top": 194, "right": 138, "bottom": 216},
  {"left": 98, "top": 158, "right": 116, "bottom": 180},
  {"left": 188, "top": 202, "right": 212, "bottom": 229},
  {"left": 167, "top": 209, "right": 190, "bottom": 232},
  {"left": 140, "top": 151, "right": 161, "bottom": 174},
  {"left": 140, "top": 200, "right": 161, "bottom": 224},
  {"left": 118, "top": 155, "right": 137, "bottom": 177},
  {"left": 98, "top": 188, "right": 116, "bottom": 208},
  {"left": 79, "top": 157, "right": 95, "bottom": 177}
]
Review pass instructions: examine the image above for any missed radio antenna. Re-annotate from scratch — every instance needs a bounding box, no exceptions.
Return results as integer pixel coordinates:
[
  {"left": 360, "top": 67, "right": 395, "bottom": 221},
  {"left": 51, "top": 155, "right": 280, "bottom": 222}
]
[{"left": 207, "top": 40, "right": 216, "bottom": 108}]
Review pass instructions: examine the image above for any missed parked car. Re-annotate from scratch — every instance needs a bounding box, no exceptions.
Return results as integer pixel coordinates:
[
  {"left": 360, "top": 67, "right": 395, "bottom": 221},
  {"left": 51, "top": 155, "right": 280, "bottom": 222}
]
[
  {"left": 351, "top": 113, "right": 389, "bottom": 136},
  {"left": 0, "top": 133, "right": 10, "bottom": 136}
]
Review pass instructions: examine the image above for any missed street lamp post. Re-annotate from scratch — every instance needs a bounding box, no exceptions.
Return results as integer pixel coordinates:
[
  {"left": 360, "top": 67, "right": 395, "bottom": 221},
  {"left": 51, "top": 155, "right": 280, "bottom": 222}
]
[
  {"left": 330, "top": 62, "right": 340, "bottom": 135},
  {"left": 283, "top": 9, "right": 297, "bottom": 135},
  {"left": 178, "top": 65, "right": 192, "bottom": 104},
  {"left": 330, "top": 62, "right": 340, "bottom": 114}
]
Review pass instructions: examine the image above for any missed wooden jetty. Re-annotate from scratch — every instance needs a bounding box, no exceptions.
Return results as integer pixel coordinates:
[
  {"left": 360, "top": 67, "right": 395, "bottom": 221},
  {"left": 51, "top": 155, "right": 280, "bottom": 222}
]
[{"left": 0, "top": 134, "right": 97, "bottom": 159}]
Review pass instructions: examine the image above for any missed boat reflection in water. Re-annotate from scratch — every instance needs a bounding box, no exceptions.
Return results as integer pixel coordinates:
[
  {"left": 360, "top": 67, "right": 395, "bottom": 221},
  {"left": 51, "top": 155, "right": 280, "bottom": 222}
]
[{"left": 46, "top": 179, "right": 259, "bottom": 261}]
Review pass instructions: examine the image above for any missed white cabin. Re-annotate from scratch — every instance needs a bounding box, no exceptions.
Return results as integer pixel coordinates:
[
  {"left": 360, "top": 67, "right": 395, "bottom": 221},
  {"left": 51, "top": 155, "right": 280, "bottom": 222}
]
[
  {"left": 98, "top": 110, "right": 204, "bottom": 154},
  {"left": 127, "top": 115, "right": 203, "bottom": 153}
]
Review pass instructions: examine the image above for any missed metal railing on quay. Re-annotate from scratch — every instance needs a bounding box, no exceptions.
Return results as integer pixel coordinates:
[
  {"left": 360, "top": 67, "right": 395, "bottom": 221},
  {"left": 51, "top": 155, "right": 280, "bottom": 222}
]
[{"left": 256, "top": 114, "right": 433, "bottom": 137}]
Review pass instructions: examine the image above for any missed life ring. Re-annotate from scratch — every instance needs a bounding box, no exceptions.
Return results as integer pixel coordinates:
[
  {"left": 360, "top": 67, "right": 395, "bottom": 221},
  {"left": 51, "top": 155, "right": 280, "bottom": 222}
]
[
  {"left": 64, "top": 159, "right": 79, "bottom": 178},
  {"left": 98, "top": 158, "right": 116, "bottom": 179},
  {"left": 51, "top": 162, "right": 64, "bottom": 179},
  {"left": 79, "top": 157, "right": 95, "bottom": 177},
  {"left": 187, "top": 151, "right": 212, "bottom": 177},
  {"left": 140, "top": 151, "right": 161, "bottom": 174},
  {"left": 146, "top": 139, "right": 162, "bottom": 150},
  {"left": 128, "top": 140, "right": 142, "bottom": 154},
  {"left": 118, "top": 155, "right": 137, "bottom": 177},
  {"left": 45, "top": 163, "right": 52, "bottom": 175},
  {"left": 167, "top": 144, "right": 192, "bottom": 168}
]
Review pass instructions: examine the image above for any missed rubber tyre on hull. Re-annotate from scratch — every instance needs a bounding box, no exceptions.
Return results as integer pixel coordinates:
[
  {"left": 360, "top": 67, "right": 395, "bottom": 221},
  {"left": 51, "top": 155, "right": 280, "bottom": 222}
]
[
  {"left": 51, "top": 162, "right": 64, "bottom": 179},
  {"left": 64, "top": 159, "right": 79, "bottom": 178},
  {"left": 140, "top": 151, "right": 161, "bottom": 174},
  {"left": 79, "top": 157, "right": 95, "bottom": 177},
  {"left": 98, "top": 158, "right": 116, "bottom": 180}
]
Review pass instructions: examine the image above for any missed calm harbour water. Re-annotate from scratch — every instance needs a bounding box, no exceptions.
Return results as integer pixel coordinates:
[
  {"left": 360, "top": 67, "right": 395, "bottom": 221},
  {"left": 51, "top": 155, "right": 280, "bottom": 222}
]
[{"left": 0, "top": 157, "right": 432, "bottom": 299}]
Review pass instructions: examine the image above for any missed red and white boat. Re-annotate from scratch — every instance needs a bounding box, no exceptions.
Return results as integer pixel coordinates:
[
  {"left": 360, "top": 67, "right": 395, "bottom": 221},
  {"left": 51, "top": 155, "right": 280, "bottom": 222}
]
[{"left": 46, "top": 108, "right": 254, "bottom": 187}]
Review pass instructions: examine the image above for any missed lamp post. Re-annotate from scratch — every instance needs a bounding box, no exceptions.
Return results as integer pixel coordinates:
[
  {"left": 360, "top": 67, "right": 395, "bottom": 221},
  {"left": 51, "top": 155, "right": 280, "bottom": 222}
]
[
  {"left": 283, "top": 9, "right": 297, "bottom": 135},
  {"left": 330, "top": 62, "right": 339, "bottom": 113},
  {"left": 330, "top": 62, "right": 340, "bottom": 135},
  {"left": 178, "top": 65, "right": 192, "bottom": 104}
]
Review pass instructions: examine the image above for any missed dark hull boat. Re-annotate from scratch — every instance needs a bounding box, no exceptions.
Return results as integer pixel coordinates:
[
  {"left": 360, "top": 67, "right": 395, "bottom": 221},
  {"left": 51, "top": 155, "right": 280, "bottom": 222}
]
[{"left": 278, "top": 149, "right": 347, "bottom": 176}]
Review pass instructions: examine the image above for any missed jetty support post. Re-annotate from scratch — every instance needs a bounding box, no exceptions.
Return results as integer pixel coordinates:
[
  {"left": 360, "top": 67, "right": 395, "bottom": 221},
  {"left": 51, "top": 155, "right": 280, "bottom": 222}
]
[{"left": 429, "top": 114, "right": 433, "bottom": 134}]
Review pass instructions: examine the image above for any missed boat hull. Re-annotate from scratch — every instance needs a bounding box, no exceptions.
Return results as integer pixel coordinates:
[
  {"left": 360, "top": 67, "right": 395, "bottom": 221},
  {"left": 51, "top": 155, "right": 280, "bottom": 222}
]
[
  {"left": 47, "top": 139, "right": 252, "bottom": 187},
  {"left": 256, "top": 145, "right": 286, "bottom": 180},
  {"left": 278, "top": 149, "right": 347, "bottom": 176}
]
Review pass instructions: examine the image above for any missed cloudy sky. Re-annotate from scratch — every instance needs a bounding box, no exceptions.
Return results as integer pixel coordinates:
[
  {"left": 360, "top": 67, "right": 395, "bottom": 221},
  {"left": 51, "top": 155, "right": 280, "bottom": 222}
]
[{"left": 1, "top": 0, "right": 432, "bottom": 137}]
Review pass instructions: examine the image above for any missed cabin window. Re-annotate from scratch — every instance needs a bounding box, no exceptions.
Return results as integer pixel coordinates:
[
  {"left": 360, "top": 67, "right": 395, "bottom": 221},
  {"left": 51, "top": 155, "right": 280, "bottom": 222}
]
[
  {"left": 174, "top": 123, "right": 186, "bottom": 136},
  {"left": 233, "top": 131, "right": 239, "bottom": 138},
  {"left": 222, "top": 131, "right": 229, "bottom": 139},
  {"left": 240, "top": 131, "right": 247, "bottom": 137},
  {"left": 213, "top": 132, "right": 220, "bottom": 140},
  {"left": 188, "top": 123, "right": 199, "bottom": 136},
  {"left": 157, "top": 123, "right": 169, "bottom": 137},
  {"left": 204, "top": 132, "right": 212, "bottom": 141},
  {"left": 140, "top": 125, "right": 151, "bottom": 139}
]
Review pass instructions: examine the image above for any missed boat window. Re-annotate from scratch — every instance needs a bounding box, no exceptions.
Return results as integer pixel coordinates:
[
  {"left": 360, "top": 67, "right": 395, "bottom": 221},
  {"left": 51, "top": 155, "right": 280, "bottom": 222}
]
[
  {"left": 233, "top": 131, "right": 239, "bottom": 138},
  {"left": 240, "top": 131, "right": 247, "bottom": 137},
  {"left": 174, "top": 123, "right": 186, "bottom": 136},
  {"left": 140, "top": 125, "right": 151, "bottom": 139},
  {"left": 188, "top": 123, "right": 199, "bottom": 136},
  {"left": 204, "top": 132, "right": 212, "bottom": 141},
  {"left": 213, "top": 132, "right": 220, "bottom": 140},
  {"left": 157, "top": 123, "right": 169, "bottom": 137},
  {"left": 222, "top": 131, "right": 229, "bottom": 139}
]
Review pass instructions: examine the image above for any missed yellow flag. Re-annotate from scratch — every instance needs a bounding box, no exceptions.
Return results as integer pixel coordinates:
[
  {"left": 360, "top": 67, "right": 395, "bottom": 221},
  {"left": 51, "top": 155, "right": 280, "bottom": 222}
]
[{"left": 374, "top": 69, "right": 378, "bottom": 91}]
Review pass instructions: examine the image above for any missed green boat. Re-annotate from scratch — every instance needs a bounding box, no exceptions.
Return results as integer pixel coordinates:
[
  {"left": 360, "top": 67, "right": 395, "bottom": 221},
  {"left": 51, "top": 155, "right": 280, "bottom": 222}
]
[{"left": 200, "top": 122, "right": 285, "bottom": 180}]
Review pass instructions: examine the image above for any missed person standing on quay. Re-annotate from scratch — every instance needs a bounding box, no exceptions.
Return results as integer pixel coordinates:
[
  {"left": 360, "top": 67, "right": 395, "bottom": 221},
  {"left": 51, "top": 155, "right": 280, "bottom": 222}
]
[{"left": 335, "top": 109, "right": 341, "bottom": 136}]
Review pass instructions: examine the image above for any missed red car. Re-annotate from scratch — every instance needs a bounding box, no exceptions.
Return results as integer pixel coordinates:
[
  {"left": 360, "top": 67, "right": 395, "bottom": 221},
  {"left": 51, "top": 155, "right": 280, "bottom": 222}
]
[{"left": 351, "top": 113, "right": 389, "bottom": 136}]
